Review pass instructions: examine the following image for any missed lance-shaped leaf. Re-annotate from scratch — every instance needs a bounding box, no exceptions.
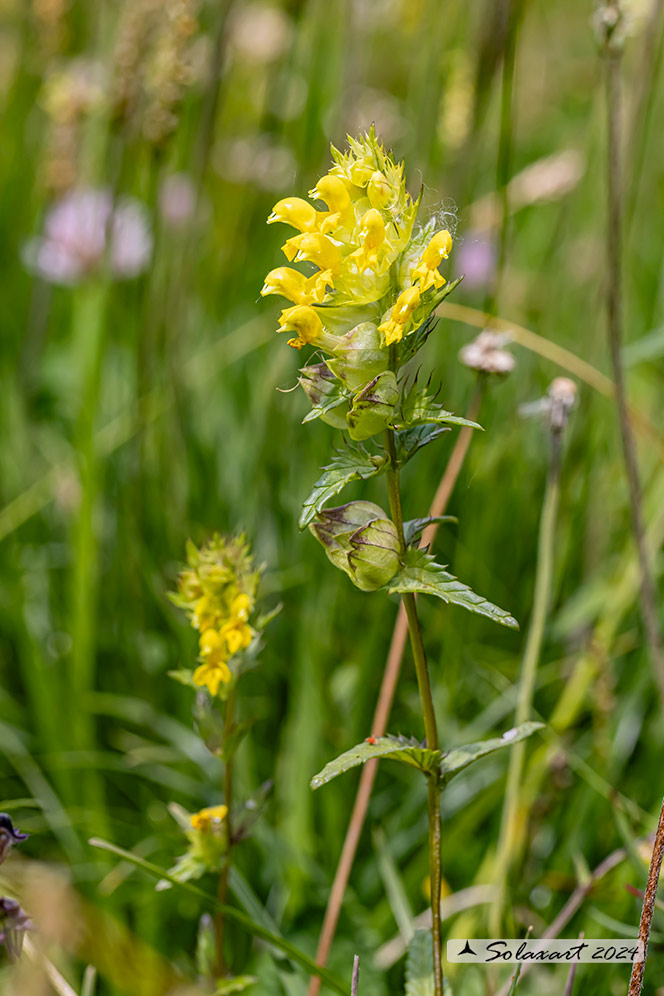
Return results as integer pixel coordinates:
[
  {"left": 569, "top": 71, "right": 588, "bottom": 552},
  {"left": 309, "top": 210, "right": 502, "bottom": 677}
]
[
  {"left": 438, "top": 722, "right": 543, "bottom": 786},
  {"left": 299, "top": 447, "right": 387, "bottom": 529},
  {"left": 347, "top": 369, "right": 399, "bottom": 441},
  {"left": 299, "top": 363, "right": 348, "bottom": 428},
  {"left": 394, "top": 424, "right": 449, "bottom": 466},
  {"left": 387, "top": 549, "right": 519, "bottom": 629},
  {"left": 391, "top": 381, "right": 482, "bottom": 432},
  {"left": 310, "top": 735, "right": 442, "bottom": 789}
]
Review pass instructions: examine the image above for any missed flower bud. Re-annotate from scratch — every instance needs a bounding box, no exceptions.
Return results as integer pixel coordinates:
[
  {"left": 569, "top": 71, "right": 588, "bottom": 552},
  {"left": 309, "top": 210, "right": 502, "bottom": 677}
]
[
  {"left": 310, "top": 501, "right": 400, "bottom": 591},
  {"left": 367, "top": 170, "right": 393, "bottom": 209},
  {"left": 346, "top": 370, "right": 398, "bottom": 441}
]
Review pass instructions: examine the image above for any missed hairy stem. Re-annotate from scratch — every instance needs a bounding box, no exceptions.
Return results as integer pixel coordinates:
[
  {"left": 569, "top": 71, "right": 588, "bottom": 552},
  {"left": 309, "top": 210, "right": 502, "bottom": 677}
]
[
  {"left": 384, "top": 428, "right": 443, "bottom": 996},
  {"left": 215, "top": 685, "right": 236, "bottom": 977},
  {"left": 628, "top": 796, "right": 664, "bottom": 995},
  {"left": 307, "top": 389, "right": 483, "bottom": 996},
  {"left": 491, "top": 431, "right": 561, "bottom": 936},
  {"left": 603, "top": 15, "right": 664, "bottom": 705}
]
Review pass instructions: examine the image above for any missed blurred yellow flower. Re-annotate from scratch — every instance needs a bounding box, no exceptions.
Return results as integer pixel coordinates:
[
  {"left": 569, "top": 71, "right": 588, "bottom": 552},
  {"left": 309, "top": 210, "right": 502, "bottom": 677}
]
[
  {"left": 194, "top": 629, "right": 231, "bottom": 693},
  {"left": 219, "top": 593, "right": 253, "bottom": 655},
  {"left": 190, "top": 804, "right": 228, "bottom": 832}
]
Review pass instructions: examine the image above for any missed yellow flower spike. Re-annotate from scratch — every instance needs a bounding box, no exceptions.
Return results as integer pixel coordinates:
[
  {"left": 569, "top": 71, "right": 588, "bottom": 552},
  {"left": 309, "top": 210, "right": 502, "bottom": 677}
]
[
  {"left": 280, "top": 232, "right": 342, "bottom": 271},
  {"left": 367, "top": 170, "right": 393, "bottom": 210},
  {"left": 350, "top": 209, "right": 387, "bottom": 273},
  {"left": 267, "top": 197, "right": 320, "bottom": 233},
  {"left": 411, "top": 230, "right": 453, "bottom": 292},
  {"left": 378, "top": 285, "right": 421, "bottom": 345},
  {"left": 190, "top": 804, "right": 228, "bottom": 832}
]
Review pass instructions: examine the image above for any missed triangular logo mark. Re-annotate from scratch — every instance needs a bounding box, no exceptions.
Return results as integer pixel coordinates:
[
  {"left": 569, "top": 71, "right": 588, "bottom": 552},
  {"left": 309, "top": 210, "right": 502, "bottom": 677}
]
[{"left": 460, "top": 940, "right": 476, "bottom": 956}]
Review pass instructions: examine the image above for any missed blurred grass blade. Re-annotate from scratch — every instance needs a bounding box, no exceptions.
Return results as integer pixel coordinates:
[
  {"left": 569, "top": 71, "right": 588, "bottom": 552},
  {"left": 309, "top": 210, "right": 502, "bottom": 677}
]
[{"left": 89, "top": 838, "right": 347, "bottom": 995}]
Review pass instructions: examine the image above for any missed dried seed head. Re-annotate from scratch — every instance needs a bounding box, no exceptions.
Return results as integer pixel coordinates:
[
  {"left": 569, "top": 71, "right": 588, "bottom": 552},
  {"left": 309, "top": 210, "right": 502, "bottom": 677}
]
[
  {"left": 547, "top": 377, "right": 578, "bottom": 431},
  {"left": 459, "top": 330, "right": 515, "bottom": 375},
  {"left": 519, "top": 377, "right": 578, "bottom": 433}
]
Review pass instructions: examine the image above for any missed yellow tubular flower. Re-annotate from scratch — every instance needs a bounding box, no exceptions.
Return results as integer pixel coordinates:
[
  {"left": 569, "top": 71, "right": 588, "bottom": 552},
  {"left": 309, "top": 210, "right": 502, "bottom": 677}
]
[
  {"left": 378, "top": 285, "right": 421, "bottom": 345},
  {"left": 350, "top": 209, "right": 387, "bottom": 273},
  {"left": 267, "top": 197, "right": 320, "bottom": 233},
  {"left": 190, "top": 804, "right": 228, "bottom": 832},
  {"left": 411, "top": 230, "right": 453, "bottom": 292},
  {"left": 309, "top": 175, "right": 352, "bottom": 233},
  {"left": 277, "top": 305, "right": 323, "bottom": 349},
  {"left": 261, "top": 267, "right": 332, "bottom": 306},
  {"left": 280, "top": 232, "right": 342, "bottom": 271}
]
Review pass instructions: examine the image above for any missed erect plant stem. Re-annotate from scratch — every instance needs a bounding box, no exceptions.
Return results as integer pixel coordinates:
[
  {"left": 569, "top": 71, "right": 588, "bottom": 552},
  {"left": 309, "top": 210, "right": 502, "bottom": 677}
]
[
  {"left": 307, "top": 388, "right": 483, "bottom": 996},
  {"left": 603, "top": 14, "right": 664, "bottom": 706},
  {"left": 215, "top": 684, "right": 236, "bottom": 978},
  {"left": 491, "top": 430, "right": 561, "bottom": 937},
  {"left": 384, "top": 428, "right": 443, "bottom": 996},
  {"left": 627, "top": 796, "right": 664, "bottom": 996}
]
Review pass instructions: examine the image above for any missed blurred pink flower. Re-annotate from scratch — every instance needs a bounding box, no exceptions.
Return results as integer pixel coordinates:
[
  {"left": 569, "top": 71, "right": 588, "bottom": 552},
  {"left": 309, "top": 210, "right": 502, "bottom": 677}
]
[
  {"left": 24, "top": 189, "right": 152, "bottom": 284},
  {"left": 158, "top": 172, "right": 197, "bottom": 229},
  {"left": 455, "top": 231, "right": 496, "bottom": 291}
]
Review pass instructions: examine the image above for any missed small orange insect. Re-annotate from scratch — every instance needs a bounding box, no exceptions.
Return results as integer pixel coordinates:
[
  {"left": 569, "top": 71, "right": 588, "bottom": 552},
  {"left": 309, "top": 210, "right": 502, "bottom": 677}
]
[{"left": 365, "top": 736, "right": 376, "bottom": 744}]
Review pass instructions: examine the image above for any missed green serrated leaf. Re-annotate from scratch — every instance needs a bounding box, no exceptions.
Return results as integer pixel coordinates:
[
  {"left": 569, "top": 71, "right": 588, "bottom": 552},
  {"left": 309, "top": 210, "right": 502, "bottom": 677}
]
[
  {"left": 299, "top": 448, "right": 387, "bottom": 529},
  {"left": 394, "top": 424, "right": 449, "bottom": 465},
  {"left": 89, "top": 838, "right": 347, "bottom": 995},
  {"left": 310, "top": 735, "right": 442, "bottom": 789},
  {"left": 392, "top": 382, "right": 482, "bottom": 432},
  {"left": 387, "top": 550, "right": 518, "bottom": 629},
  {"left": 405, "top": 930, "right": 434, "bottom": 996},
  {"left": 403, "top": 516, "right": 457, "bottom": 546},
  {"left": 438, "top": 722, "right": 544, "bottom": 786}
]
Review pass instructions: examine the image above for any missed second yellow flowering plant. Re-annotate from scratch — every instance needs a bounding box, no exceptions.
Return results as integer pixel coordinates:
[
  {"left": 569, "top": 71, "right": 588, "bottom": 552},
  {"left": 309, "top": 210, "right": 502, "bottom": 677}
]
[{"left": 263, "top": 129, "right": 541, "bottom": 995}]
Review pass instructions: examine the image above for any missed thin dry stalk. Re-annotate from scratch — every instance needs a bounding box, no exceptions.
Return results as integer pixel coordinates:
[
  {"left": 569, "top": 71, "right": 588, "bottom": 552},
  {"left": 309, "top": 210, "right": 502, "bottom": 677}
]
[
  {"left": 563, "top": 934, "right": 583, "bottom": 996},
  {"left": 627, "top": 796, "right": 664, "bottom": 995},
  {"left": 603, "top": 5, "right": 664, "bottom": 704},
  {"left": 307, "top": 389, "right": 483, "bottom": 996},
  {"left": 351, "top": 954, "right": 360, "bottom": 996}
]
